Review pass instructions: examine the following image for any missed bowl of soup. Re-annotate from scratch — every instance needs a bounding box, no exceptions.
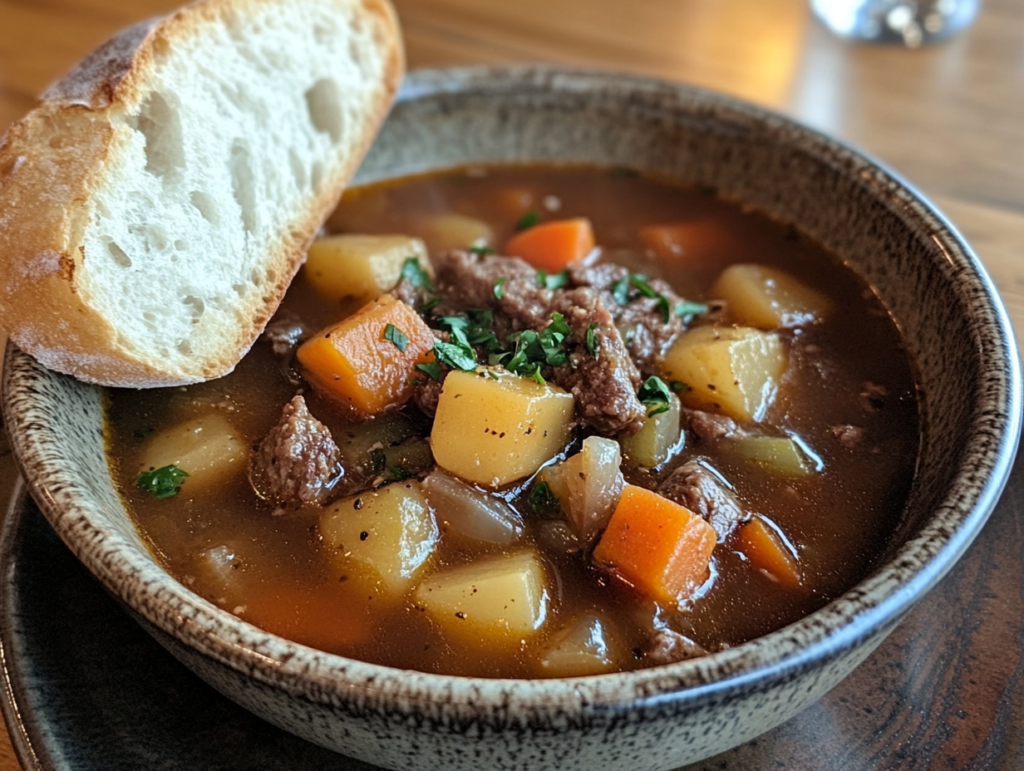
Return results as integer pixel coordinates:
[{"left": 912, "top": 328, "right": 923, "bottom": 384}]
[{"left": 3, "top": 66, "right": 1020, "bottom": 770}]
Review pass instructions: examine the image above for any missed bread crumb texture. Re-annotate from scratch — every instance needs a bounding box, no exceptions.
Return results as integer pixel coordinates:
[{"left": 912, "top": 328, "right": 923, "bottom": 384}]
[{"left": 0, "top": 0, "right": 402, "bottom": 386}]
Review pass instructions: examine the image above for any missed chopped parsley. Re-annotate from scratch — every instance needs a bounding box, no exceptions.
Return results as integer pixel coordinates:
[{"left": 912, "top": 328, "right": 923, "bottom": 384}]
[
  {"left": 515, "top": 210, "right": 541, "bottom": 231},
  {"left": 385, "top": 464, "right": 413, "bottom": 482},
  {"left": 400, "top": 257, "right": 433, "bottom": 291},
  {"left": 537, "top": 268, "right": 570, "bottom": 290},
  {"left": 529, "top": 480, "right": 560, "bottom": 513},
  {"left": 369, "top": 448, "right": 387, "bottom": 476},
  {"left": 136, "top": 465, "right": 189, "bottom": 499},
  {"left": 432, "top": 340, "right": 478, "bottom": 371},
  {"left": 638, "top": 375, "right": 673, "bottom": 417},
  {"left": 384, "top": 323, "right": 409, "bottom": 352},
  {"left": 415, "top": 361, "right": 442, "bottom": 382},
  {"left": 630, "top": 275, "right": 671, "bottom": 323},
  {"left": 675, "top": 300, "right": 709, "bottom": 318},
  {"left": 494, "top": 276, "right": 507, "bottom": 300},
  {"left": 585, "top": 323, "right": 600, "bottom": 356}
]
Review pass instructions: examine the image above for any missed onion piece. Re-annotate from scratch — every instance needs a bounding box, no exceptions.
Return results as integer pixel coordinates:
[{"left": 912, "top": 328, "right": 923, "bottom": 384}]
[
  {"left": 539, "top": 436, "right": 624, "bottom": 544},
  {"left": 422, "top": 469, "right": 524, "bottom": 545}
]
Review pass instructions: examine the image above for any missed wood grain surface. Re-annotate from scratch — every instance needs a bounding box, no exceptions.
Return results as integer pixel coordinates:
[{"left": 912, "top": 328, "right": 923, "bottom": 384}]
[{"left": 1, "top": 0, "right": 1023, "bottom": 768}]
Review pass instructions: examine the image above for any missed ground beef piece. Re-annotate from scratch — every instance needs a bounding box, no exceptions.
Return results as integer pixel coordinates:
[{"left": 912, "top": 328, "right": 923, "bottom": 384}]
[
  {"left": 262, "top": 317, "right": 308, "bottom": 357},
  {"left": 570, "top": 263, "right": 688, "bottom": 375},
  {"left": 251, "top": 395, "right": 342, "bottom": 508},
  {"left": 431, "top": 250, "right": 646, "bottom": 435},
  {"left": 682, "top": 408, "right": 740, "bottom": 443},
  {"left": 548, "top": 287, "right": 645, "bottom": 435},
  {"left": 658, "top": 459, "right": 746, "bottom": 541},
  {"left": 646, "top": 628, "right": 707, "bottom": 665},
  {"left": 391, "top": 276, "right": 431, "bottom": 311},
  {"left": 414, "top": 371, "right": 445, "bottom": 417}
]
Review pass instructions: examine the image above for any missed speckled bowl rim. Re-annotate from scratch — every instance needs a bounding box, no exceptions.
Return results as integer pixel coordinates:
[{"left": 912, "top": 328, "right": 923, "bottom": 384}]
[{"left": 3, "top": 65, "right": 1021, "bottom": 725}]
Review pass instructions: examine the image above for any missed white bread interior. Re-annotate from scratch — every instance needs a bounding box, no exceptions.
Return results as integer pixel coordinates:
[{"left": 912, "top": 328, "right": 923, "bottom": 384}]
[{"left": 0, "top": 0, "right": 402, "bottom": 387}]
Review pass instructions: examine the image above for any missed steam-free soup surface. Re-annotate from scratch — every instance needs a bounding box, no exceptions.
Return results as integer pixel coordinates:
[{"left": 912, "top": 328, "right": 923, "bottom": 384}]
[{"left": 106, "top": 166, "right": 919, "bottom": 678}]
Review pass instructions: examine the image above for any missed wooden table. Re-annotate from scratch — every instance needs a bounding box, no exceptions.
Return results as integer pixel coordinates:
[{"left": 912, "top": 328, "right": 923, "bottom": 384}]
[{"left": 1, "top": 0, "right": 1023, "bottom": 768}]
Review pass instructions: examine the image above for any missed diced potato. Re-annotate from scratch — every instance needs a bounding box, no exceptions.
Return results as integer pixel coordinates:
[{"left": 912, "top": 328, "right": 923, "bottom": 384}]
[
  {"left": 539, "top": 612, "right": 620, "bottom": 677},
  {"left": 138, "top": 413, "right": 246, "bottom": 490},
  {"left": 297, "top": 296, "right": 435, "bottom": 417},
  {"left": 660, "top": 325, "right": 786, "bottom": 423},
  {"left": 413, "top": 549, "right": 549, "bottom": 645},
  {"left": 538, "top": 436, "right": 624, "bottom": 544},
  {"left": 303, "top": 234, "right": 431, "bottom": 304},
  {"left": 711, "top": 264, "right": 831, "bottom": 329},
  {"left": 422, "top": 469, "right": 524, "bottom": 545},
  {"left": 725, "top": 436, "right": 819, "bottom": 476},
  {"left": 320, "top": 481, "right": 439, "bottom": 596},
  {"left": 621, "top": 392, "right": 682, "bottom": 468},
  {"left": 413, "top": 213, "right": 494, "bottom": 254},
  {"left": 431, "top": 369, "right": 574, "bottom": 487}
]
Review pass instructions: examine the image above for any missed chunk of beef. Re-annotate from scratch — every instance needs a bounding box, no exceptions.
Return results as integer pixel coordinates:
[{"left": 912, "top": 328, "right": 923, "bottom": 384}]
[
  {"left": 251, "top": 395, "right": 342, "bottom": 508},
  {"left": 431, "top": 250, "right": 646, "bottom": 435},
  {"left": 646, "top": 628, "right": 707, "bottom": 665},
  {"left": 570, "top": 263, "right": 688, "bottom": 375},
  {"left": 391, "top": 275, "right": 431, "bottom": 311},
  {"left": 658, "top": 460, "right": 746, "bottom": 541},
  {"left": 682, "top": 408, "right": 740, "bottom": 443},
  {"left": 413, "top": 371, "right": 445, "bottom": 418},
  {"left": 262, "top": 317, "right": 308, "bottom": 357}
]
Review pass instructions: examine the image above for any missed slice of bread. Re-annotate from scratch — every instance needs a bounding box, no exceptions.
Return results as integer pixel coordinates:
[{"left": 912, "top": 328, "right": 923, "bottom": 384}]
[{"left": 0, "top": 0, "right": 402, "bottom": 387}]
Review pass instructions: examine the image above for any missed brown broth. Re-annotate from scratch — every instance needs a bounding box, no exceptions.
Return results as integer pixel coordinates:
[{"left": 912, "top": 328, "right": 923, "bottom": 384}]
[{"left": 105, "top": 165, "right": 920, "bottom": 678}]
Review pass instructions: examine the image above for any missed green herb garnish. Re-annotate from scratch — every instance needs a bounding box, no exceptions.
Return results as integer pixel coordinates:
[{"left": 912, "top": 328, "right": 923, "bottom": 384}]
[
  {"left": 433, "top": 340, "right": 478, "bottom": 371},
  {"left": 469, "top": 244, "right": 496, "bottom": 256},
  {"left": 515, "top": 210, "right": 541, "bottom": 231},
  {"left": 530, "top": 480, "right": 560, "bottom": 513},
  {"left": 384, "top": 323, "right": 409, "bottom": 352},
  {"left": 611, "top": 275, "right": 630, "bottom": 305},
  {"left": 669, "top": 380, "right": 690, "bottom": 393},
  {"left": 370, "top": 448, "right": 387, "bottom": 476},
  {"left": 400, "top": 257, "right": 433, "bottom": 291},
  {"left": 386, "top": 465, "right": 412, "bottom": 482},
  {"left": 585, "top": 323, "right": 600, "bottom": 356},
  {"left": 136, "top": 465, "right": 189, "bottom": 499},
  {"left": 675, "top": 300, "right": 709, "bottom": 318},
  {"left": 415, "top": 361, "right": 442, "bottom": 382},
  {"left": 494, "top": 276, "right": 507, "bottom": 300},
  {"left": 638, "top": 375, "right": 673, "bottom": 417},
  {"left": 537, "top": 268, "right": 570, "bottom": 290},
  {"left": 631, "top": 275, "right": 671, "bottom": 323}
]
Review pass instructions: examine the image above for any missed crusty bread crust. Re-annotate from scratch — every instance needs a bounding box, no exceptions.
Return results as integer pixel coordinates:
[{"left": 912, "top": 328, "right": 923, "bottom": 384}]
[{"left": 0, "top": 0, "right": 402, "bottom": 387}]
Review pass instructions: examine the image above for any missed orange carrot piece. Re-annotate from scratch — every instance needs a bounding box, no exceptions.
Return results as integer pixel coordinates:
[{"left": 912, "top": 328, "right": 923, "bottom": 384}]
[
  {"left": 592, "top": 485, "right": 717, "bottom": 605},
  {"left": 639, "top": 222, "right": 730, "bottom": 262},
  {"left": 296, "top": 295, "right": 434, "bottom": 417},
  {"left": 737, "top": 516, "right": 802, "bottom": 589},
  {"left": 503, "top": 217, "right": 595, "bottom": 271}
]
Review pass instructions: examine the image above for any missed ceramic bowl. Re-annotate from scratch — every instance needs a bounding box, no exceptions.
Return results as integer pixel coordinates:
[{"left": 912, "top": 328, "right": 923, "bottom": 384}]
[{"left": 3, "top": 66, "right": 1021, "bottom": 771}]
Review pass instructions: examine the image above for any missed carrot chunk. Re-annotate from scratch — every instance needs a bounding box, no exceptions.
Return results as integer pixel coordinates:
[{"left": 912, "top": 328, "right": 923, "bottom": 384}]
[
  {"left": 503, "top": 217, "right": 595, "bottom": 271},
  {"left": 296, "top": 295, "right": 434, "bottom": 417},
  {"left": 592, "top": 485, "right": 717, "bottom": 605},
  {"left": 639, "top": 221, "right": 732, "bottom": 262},
  {"left": 737, "top": 515, "right": 802, "bottom": 589}
]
